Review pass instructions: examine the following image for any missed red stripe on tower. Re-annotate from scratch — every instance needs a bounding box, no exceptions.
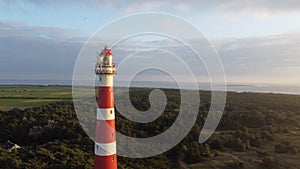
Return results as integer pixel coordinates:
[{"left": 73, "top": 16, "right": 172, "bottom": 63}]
[{"left": 94, "top": 45, "right": 117, "bottom": 169}]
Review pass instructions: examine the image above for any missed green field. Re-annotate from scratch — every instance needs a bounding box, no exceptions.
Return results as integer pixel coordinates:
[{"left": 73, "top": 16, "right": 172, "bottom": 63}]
[{"left": 0, "top": 85, "right": 73, "bottom": 108}]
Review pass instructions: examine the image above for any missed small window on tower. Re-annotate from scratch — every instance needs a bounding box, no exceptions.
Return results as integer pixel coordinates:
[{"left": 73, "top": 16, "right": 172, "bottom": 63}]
[
  {"left": 112, "top": 133, "right": 114, "bottom": 137},
  {"left": 112, "top": 156, "right": 114, "bottom": 161},
  {"left": 110, "top": 110, "right": 113, "bottom": 114},
  {"left": 99, "top": 77, "right": 102, "bottom": 81}
]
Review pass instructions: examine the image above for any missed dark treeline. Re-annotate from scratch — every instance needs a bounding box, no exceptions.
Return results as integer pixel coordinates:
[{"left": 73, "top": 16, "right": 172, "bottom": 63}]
[{"left": 0, "top": 88, "right": 300, "bottom": 169}]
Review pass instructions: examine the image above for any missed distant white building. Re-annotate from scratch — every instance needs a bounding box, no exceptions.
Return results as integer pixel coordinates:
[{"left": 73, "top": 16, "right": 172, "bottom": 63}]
[{"left": 3, "top": 140, "right": 21, "bottom": 152}]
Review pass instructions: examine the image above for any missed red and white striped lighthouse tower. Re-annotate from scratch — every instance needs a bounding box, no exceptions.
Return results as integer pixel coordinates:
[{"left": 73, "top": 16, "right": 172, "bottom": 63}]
[{"left": 94, "top": 45, "right": 117, "bottom": 169}]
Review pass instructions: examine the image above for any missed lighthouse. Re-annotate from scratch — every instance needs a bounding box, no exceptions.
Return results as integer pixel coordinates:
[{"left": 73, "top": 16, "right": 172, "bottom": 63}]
[{"left": 94, "top": 45, "right": 117, "bottom": 169}]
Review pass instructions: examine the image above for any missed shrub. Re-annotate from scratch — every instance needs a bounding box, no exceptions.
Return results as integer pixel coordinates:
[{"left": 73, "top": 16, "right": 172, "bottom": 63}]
[
  {"left": 275, "top": 143, "right": 289, "bottom": 154},
  {"left": 261, "top": 155, "right": 277, "bottom": 169}
]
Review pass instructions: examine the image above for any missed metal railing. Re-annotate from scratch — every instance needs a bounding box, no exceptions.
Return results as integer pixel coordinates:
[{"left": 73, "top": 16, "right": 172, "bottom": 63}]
[{"left": 95, "top": 63, "right": 116, "bottom": 75}]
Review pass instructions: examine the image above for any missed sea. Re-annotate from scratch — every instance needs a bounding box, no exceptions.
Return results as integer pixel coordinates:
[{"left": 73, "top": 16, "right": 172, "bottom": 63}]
[{"left": 0, "top": 79, "right": 299, "bottom": 95}]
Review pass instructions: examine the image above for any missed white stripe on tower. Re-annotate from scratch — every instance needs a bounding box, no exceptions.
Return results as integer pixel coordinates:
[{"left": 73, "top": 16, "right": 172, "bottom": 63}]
[
  {"left": 99, "top": 75, "right": 113, "bottom": 86},
  {"left": 96, "top": 108, "right": 115, "bottom": 120},
  {"left": 95, "top": 141, "right": 117, "bottom": 156}
]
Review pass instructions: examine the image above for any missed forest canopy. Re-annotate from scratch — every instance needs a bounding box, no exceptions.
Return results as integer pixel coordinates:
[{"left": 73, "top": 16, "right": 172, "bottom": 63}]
[{"left": 0, "top": 87, "right": 300, "bottom": 169}]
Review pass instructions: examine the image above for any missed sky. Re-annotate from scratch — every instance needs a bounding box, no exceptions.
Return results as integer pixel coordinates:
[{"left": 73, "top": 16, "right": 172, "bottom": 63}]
[{"left": 0, "top": 0, "right": 300, "bottom": 85}]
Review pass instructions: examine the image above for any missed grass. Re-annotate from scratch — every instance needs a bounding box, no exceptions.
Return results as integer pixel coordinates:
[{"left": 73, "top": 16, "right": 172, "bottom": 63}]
[
  {"left": 0, "top": 85, "right": 72, "bottom": 99},
  {"left": 0, "top": 85, "right": 97, "bottom": 109},
  {"left": 0, "top": 98, "right": 61, "bottom": 107},
  {"left": 0, "top": 85, "right": 73, "bottom": 108}
]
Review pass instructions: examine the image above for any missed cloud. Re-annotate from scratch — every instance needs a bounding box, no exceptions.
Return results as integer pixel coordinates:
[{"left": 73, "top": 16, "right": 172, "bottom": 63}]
[
  {"left": 0, "top": 21, "right": 84, "bottom": 41},
  {"left": 0, "top": 20, "right": 299, "bottom": 84},
  {"left": 201, "top": 0, "right": 300, "bottom": 13},
  {"left": 7, "top": 0, "right": 300, "bottom": 14},
  {"left": 0, "top": 21, "right": 84, "bottom": 80},
  {"left": 107, "top": 31, "right": 300, "bottom": 84},
  {"left": 215, "top": 32, "right": 300, "bottom": 83}
]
